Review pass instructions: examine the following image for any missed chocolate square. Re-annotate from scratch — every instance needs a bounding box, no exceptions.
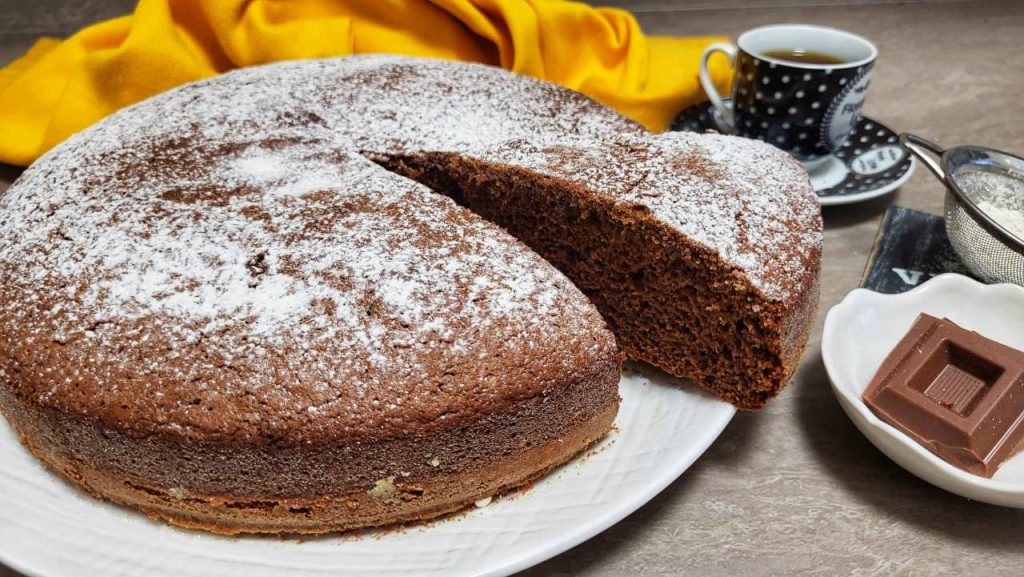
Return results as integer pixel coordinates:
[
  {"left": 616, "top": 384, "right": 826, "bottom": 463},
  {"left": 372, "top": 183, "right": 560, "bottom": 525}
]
[{"left": 863, "top": 313, "right": 1024, "bottom": 477}]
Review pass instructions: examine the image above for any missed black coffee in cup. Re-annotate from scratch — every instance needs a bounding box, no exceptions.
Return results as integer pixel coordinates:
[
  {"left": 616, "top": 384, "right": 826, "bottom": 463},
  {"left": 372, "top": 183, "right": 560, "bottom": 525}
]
[
  {"left": 699, "top": 24, "right": 878, "bottom": 164},
  {"left": 762, "top": 49, "right": 847, "bottom": 66}
]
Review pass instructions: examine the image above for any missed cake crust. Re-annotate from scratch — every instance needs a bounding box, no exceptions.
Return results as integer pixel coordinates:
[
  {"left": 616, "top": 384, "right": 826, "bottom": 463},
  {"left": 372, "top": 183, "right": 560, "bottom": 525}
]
[
  {"left": 0, "top": 55, "right": 821, "bottom": 535},
  {"left": 0, "top": 366, "right": 618, "bottom": 534},
  {"left": 0, "top": 58, "right": 628, "bottom": 534}
]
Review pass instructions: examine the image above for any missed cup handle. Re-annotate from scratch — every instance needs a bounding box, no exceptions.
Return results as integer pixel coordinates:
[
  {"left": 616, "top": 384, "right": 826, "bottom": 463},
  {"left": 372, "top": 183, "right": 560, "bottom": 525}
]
[
  {"left": 899, "top": 133, "right": 947, "bottom": 186},
  {"left": 699, "top": 42, "right": 738, "bottom": 129}
]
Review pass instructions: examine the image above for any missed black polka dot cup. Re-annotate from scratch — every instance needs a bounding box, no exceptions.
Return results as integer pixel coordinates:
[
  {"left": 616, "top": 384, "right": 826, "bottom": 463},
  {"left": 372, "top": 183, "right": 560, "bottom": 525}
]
[{"left": 698, "top": 24, "right": 878, "bottom": 165}]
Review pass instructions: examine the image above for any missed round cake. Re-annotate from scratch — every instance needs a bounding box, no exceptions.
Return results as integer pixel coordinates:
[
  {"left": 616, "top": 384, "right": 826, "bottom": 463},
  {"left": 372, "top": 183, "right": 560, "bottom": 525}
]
[{"left": 0, "top": 55, "right": 821, "bottom": 534}]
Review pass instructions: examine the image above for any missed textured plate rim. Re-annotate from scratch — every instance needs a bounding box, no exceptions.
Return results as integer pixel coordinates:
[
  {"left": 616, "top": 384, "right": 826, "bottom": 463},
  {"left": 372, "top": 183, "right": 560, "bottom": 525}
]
[
  {"left": 476, "top": 399, "right": 735, "bottom": 577},
  {"left": 822, "top": 273, "right": 1024, "bottom": 502}
]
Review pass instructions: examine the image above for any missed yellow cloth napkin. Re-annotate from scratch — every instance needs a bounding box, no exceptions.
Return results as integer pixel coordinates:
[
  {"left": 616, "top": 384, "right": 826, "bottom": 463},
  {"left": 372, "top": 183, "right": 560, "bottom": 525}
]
[{"left": 0, "top": 0, "right": 730, "bottom": 166}]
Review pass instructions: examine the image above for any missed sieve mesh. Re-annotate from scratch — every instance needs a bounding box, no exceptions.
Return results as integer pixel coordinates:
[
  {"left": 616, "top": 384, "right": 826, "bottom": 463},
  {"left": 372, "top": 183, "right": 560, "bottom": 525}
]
[
  {"left": 900, "top": 133, "right": 1024, "bottom": 285},
  {"left": 945, "top": 169, "right": 1024, "bottom": 285}
]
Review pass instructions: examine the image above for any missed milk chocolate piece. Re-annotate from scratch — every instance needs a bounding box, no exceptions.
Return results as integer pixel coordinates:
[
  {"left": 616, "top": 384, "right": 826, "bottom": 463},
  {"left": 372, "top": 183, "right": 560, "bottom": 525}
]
[{"left": 863, "top": 313, "right": 1024, "bottom": 477}]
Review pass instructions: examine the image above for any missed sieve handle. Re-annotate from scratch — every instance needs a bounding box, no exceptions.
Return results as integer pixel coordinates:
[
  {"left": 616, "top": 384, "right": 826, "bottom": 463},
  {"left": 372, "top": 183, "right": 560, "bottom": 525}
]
[{"left": 900, "top": 133, "right": 947, "bottom": 186}]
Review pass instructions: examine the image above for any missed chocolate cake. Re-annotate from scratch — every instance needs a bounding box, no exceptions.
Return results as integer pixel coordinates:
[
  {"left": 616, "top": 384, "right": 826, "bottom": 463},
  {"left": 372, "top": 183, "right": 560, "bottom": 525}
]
[
  {"left": 0, "top": 55, "right": 821, "bottom": 534},
  {"left": 379, "top": 134, "right": 820, "bottom": 408}
]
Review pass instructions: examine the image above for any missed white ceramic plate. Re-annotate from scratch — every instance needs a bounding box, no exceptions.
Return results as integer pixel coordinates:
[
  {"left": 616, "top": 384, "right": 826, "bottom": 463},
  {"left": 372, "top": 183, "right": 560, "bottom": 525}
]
[
  {"left": 823, "top": 273, "right": 1024, "bottom": 507},
  {"left": 0, "top": 364, "right": 734, "bottom": 577}
]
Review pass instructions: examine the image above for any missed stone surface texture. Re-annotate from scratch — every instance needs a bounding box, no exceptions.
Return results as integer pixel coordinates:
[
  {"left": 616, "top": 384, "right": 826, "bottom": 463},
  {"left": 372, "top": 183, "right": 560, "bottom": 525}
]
[{"left": 1, "top": 0, "right": 1022, "bottom": 575}]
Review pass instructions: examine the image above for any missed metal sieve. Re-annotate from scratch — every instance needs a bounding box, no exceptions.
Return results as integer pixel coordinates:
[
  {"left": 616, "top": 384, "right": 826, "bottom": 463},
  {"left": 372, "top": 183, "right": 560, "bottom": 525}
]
[{"left": 900, "top": 133, "right": 1024, "bottom": 285}]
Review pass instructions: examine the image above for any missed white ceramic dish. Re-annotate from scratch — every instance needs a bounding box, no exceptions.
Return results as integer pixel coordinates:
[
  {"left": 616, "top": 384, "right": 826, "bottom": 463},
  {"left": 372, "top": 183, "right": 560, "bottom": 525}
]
[
  {"left": 0, "top": 364, "right": 734, "bottom": 577},
  {"left": 823, "top": 273, "right": 1024, "bottom": 507}
]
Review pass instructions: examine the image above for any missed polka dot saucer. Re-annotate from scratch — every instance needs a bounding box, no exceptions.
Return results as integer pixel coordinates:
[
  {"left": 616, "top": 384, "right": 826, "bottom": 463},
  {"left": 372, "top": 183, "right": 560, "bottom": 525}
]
[{"left": 671, "top": 98, "right": 915, "bottom": 206}]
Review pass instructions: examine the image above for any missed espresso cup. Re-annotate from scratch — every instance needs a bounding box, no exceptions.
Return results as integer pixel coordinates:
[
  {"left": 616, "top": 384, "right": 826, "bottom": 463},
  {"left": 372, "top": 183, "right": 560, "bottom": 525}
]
[{"left": 698, "top": 24, "right": 878, "bottom": 164}]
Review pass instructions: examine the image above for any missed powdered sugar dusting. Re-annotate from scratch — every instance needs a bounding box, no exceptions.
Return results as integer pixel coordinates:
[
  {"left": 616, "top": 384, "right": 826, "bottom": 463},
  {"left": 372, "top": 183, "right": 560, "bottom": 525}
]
[
  {"left": 3, "top": 137, "right": 589, "bottom": 355},
  {"left": 0, "top": 56, "right": 627, "bottom": 437},
  {"left": 0, "top": 54, "right": 817, "bottom": 437},
  {"left": 978, "top": 202, "right": 1024, "bottom": 239},
  {"left": 469, "top": 132, "right": 821, "bottom": 299},
  {"left": 956, "top": 169, "right": 1024, "bottom": 239}
]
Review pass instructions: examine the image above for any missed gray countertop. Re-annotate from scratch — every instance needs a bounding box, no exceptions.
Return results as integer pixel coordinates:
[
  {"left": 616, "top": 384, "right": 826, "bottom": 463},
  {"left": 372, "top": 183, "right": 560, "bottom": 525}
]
[{"left": 2, "top": 1, "right": 1022, "bottom": 575}]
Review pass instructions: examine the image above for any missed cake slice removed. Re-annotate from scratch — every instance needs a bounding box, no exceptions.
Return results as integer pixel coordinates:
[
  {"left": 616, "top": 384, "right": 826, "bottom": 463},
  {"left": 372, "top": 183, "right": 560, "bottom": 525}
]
[{"left": 373, "top": 132, "right": 822, "bottom": 409}]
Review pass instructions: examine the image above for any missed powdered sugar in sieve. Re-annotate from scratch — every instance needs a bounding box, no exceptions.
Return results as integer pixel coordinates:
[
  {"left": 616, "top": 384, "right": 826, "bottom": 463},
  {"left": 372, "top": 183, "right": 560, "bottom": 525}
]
[{"left": 956, "top": 170, "right": 1024, "bottom": 240}]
